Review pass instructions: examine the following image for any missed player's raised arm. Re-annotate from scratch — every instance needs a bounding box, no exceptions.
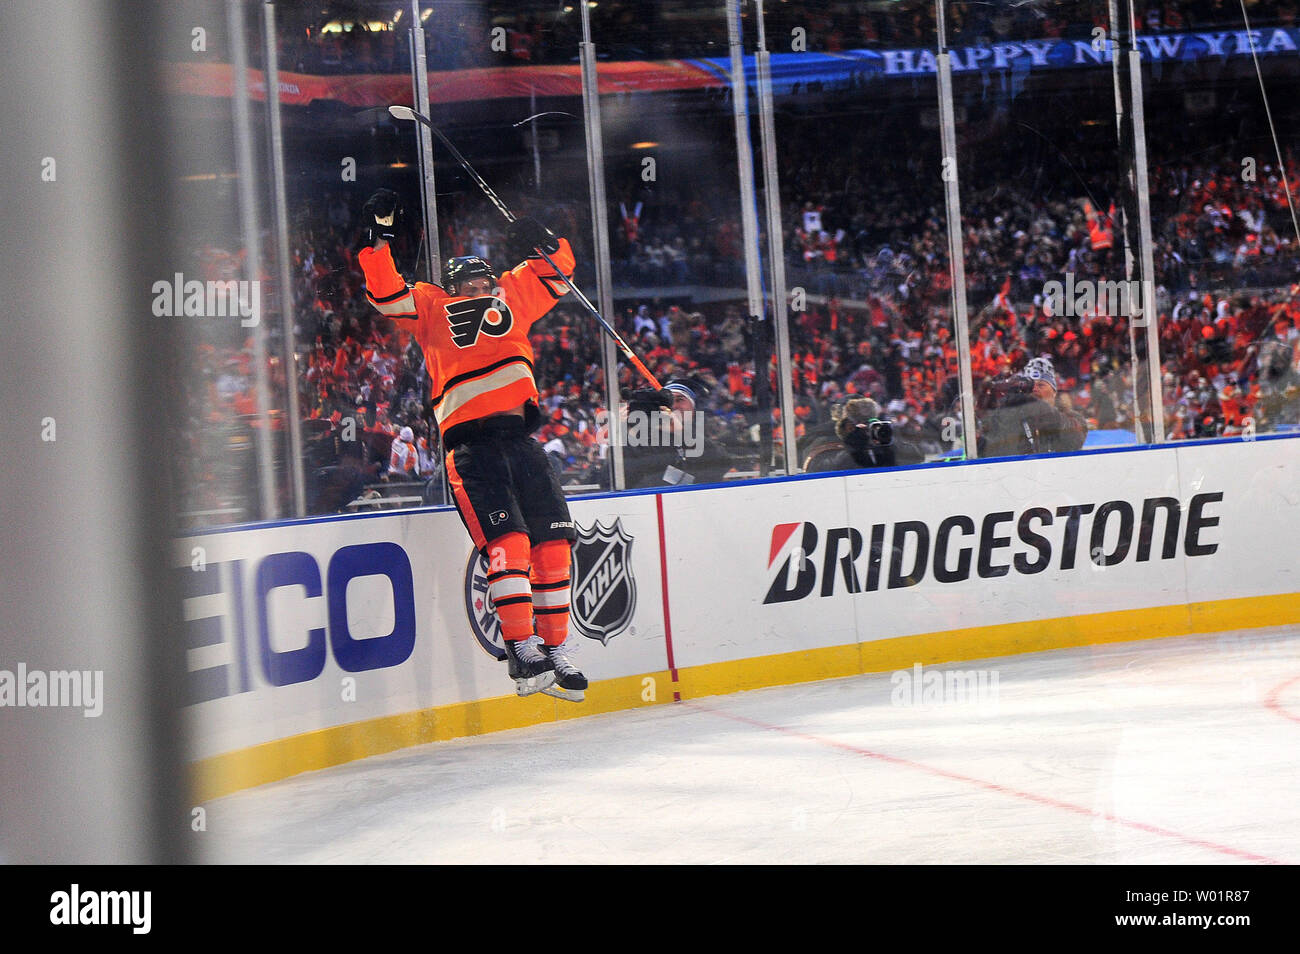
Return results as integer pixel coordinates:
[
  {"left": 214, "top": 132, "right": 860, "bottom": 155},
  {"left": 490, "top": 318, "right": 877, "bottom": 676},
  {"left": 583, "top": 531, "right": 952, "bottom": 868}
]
[
  {"left": 498, "top": 216, "right": 575, "bottom": 320},
  {"left": 356, "top": 189, "right": 418, "bottom": 321}
]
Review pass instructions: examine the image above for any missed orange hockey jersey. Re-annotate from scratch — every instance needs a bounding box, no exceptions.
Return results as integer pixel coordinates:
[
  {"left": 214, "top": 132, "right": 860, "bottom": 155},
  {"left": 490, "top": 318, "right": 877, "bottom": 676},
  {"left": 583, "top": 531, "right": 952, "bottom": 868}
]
[{"left": 358, "top": 239, "right": 574, "bottom": 439}]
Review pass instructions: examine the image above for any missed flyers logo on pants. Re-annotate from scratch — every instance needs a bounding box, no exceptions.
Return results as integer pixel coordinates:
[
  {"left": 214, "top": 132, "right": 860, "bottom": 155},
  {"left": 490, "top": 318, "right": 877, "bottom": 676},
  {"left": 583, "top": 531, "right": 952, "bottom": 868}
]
[{"left": 444, "top": 296, "right": 515, "bottom": 348}]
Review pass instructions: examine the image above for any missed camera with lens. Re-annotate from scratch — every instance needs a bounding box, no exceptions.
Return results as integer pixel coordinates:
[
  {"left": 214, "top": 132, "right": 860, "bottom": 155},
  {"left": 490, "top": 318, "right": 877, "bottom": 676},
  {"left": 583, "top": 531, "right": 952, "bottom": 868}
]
[
  {"left": 851, "top": 418, "right": 893, "bottom": 446},
  {"left": 834, "top": 397, "right": 895, "bottom": 460},
  {"left": 977, "top": 372, "right": 1033, "bottom": 411}
]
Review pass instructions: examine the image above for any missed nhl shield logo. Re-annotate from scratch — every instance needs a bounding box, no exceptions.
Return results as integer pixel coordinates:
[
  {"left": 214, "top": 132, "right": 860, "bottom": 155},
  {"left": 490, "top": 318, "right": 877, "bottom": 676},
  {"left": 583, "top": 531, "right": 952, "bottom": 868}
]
[
  {"left": 461, "top": 519, "right": 637, "bottom": 653},
  {"left": 571, "top": 519, "right": 637, "bottom": 645}
]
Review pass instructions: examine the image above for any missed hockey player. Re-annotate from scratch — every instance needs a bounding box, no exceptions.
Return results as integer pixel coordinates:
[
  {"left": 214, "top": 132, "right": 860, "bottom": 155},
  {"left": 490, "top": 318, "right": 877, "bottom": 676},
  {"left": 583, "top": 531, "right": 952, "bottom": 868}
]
[{"left": 356, "top": 188, "right": 587, "bottom": 701}]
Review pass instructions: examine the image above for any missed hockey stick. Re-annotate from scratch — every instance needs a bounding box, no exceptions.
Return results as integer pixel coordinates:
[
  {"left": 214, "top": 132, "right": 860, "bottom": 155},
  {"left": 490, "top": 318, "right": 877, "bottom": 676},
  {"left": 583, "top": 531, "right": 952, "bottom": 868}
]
[
  {"left": 512, "top": 111, "right": 578, "bottom": 127},
  {"left": 389, "top": 104, "right": 664, "bottom": 391}
]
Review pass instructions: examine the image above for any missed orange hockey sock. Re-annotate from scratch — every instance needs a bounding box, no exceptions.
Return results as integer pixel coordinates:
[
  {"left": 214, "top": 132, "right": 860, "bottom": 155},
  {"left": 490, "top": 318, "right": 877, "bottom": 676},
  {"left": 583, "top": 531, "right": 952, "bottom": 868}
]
[
  {"left": 530, "top": 539, "right": 573, "bottom": 647},
  {"left": 486, "top": 532, "right": 534, "bottom": 642}
]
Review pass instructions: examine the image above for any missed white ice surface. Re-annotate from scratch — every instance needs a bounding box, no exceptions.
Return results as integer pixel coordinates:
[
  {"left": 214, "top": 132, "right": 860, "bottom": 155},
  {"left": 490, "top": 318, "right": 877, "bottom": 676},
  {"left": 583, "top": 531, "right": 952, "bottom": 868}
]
[{"left": 206, "top": 626, "right": 1300, "bottom": 864}]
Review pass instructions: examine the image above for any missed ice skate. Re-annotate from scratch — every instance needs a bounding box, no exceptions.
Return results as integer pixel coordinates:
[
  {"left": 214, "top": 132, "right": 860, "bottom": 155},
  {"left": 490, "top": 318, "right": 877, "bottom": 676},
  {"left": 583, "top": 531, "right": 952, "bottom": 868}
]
[
  {"left": 539, "top": 642, "right": 587, "bottom": 702},
  {"left": 503, "top": 637, "right": 556, "bottom": 697}
]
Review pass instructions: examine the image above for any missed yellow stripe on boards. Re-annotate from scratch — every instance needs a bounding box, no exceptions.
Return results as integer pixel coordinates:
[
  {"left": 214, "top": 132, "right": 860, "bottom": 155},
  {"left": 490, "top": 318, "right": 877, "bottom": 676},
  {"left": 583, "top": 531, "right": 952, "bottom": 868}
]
[
  {"left": 192, "top": 592, "right": 1300, "bottom": 801},
  {"left": 1188, "top": 592, "right": 1300, "bottom": 633},
  {"left": 675, "top": 603, "right": 1202, "bottom": 698},
  {"left": 676, "top": 643, "right": 860, "bottom": 699},
  {"left": 193, "top": 670, "right": 671, "bottom": 802}
]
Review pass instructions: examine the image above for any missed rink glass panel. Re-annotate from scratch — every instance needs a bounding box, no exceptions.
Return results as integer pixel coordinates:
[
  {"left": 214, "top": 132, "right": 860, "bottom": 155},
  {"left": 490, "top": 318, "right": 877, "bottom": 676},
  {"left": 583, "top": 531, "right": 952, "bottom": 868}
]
[
  {"left": 1136, "top": 15, "right": 1300, "bottom": 443},
  {"left": 402, "top": 64, "right": 609, "bottom": 495},
  {"left": 168, "top": 0, "right": 294, "bottom": 529},
  {"left": 279, "top": 5, "right": 458, "bottom": 512},
  {"left": 589, "top": 2, "right": 774, "bottom": 488},
  {"left": 945, "top": 0, "right": 1145, "bottom": 460},
  {"left": 769, "top": 3, "right": 961, "bottom": 474},
  {"left": 164, "top": 1, "right": 1300, "bottom": 528}
]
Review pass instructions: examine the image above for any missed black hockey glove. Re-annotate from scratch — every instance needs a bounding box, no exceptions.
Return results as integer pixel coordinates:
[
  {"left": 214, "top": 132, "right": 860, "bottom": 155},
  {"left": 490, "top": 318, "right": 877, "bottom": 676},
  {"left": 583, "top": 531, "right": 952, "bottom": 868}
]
[
  {"left": 627, "top": 388, "right": 674, "bottom": 412},
  {"left": 507, "top": 216, "right": 560, "bottom": 259},
  {"left": 361, "top": 189, "right": 402, "bottom": 245}
]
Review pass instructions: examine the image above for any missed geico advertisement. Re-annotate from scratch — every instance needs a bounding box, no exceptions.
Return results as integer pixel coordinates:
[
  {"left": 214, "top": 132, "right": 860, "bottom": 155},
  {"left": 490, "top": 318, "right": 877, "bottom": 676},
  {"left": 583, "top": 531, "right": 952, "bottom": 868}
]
[
  {"left": 176, "top": 535, "right": 418, "bottom": 705},
  {"left": 178, "top": 497, "right": 668, "bottom": 758},
  {"left": 661, "top": 441, "right": 1298, "bottom": 667}
]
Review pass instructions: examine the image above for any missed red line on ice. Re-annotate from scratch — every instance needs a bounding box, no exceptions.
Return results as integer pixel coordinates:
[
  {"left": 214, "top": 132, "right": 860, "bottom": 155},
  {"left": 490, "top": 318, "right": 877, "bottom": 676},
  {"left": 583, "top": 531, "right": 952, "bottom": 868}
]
[
  {"left": 686, "top": 701, "right": 1285, "bottom": 865},
  {"left": 1264, "top": 674, "right": 1300, "bottom": 725}
]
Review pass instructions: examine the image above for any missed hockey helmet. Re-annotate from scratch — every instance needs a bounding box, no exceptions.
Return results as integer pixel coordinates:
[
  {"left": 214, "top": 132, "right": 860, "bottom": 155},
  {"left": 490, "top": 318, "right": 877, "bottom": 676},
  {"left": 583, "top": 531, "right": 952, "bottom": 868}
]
[{"left": 442, "top": 255, "right": 496, "bottom": 292}]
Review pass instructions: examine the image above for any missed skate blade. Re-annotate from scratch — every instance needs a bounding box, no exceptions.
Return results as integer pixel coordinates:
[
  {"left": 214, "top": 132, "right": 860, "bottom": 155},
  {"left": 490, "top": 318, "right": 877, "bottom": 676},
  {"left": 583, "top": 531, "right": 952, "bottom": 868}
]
[
  {"left": 513, "top": 671, "right": 557, "bottom": 697},
  {"left": 540, "top": 684, "right": 585, "bottom": 703}
]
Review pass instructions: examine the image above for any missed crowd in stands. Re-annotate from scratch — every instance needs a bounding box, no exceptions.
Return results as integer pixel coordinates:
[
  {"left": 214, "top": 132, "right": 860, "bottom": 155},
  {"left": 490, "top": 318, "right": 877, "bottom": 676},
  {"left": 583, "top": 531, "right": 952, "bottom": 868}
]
[
  {"left": 245, "top": 1, "right": 1299, "bottom": 75},
  {"left": 171, "top": 79, "right": 1300, "bottom": 522}
]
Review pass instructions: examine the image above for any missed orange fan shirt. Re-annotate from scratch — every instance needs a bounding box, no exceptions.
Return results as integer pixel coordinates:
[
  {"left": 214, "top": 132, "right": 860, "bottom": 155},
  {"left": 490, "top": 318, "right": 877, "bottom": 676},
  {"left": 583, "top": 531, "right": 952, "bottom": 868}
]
[{"left": 358, "top": 239, "right": 574, "bottom": 437}]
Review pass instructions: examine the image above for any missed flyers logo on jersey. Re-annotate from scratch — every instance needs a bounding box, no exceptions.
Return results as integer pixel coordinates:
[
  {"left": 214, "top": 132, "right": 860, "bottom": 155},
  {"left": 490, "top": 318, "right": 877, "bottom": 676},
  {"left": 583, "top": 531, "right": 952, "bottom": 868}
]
[{"left": 445, "top": 296, "right": 515, "bottom": 348}]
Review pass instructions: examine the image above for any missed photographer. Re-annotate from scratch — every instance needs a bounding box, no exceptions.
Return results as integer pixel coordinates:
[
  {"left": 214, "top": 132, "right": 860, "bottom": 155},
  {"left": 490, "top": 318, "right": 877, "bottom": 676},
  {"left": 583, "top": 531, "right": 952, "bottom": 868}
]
[
  {"left": 309, "top": 436, "right": 380, "bottom": 514},
  {"left": 1254, "top": 319, "right": 1300, "bottom": 428},
  {"left": 803, "top": 397, "right": 896, "bottom": 473},
  {"left": 621, "top": 380, "right": 735, "bottom": 487},
  {"left": 979, "top": 356, "right": 1087, "bottom": 459}
]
